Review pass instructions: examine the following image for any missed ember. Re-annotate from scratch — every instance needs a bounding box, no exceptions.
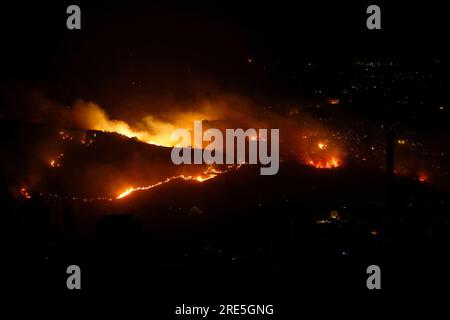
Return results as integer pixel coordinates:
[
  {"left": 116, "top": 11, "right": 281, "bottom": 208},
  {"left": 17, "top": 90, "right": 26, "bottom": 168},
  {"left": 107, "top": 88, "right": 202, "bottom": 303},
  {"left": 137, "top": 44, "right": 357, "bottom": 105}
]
[{"left": 19, "top": 187, "right": 31, "bottom": 199}]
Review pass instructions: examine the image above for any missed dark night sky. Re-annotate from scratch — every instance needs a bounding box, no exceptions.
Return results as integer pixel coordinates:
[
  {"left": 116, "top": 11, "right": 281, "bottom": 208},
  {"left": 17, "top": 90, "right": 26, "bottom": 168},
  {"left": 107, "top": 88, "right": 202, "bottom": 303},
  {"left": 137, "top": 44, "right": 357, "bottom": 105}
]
[{"left": 0, "top": 1, "right": 449, "bottom": 117}]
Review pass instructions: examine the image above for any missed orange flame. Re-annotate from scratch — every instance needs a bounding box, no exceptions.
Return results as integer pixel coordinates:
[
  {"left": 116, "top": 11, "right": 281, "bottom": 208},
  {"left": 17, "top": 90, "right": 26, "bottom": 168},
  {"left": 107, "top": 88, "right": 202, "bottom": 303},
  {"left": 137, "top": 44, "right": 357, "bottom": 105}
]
[
  {"left": 317, "top": 142, "right": 327, "bottom": 150},
  {"left": 307, "top": 157, "right": 340, "bottom": 169},
  {"left": 116, "top": 166, "right": 234, "bottom": 199},
  {"left": 418, "top": 174, "right": 428, "bottom": 182}
]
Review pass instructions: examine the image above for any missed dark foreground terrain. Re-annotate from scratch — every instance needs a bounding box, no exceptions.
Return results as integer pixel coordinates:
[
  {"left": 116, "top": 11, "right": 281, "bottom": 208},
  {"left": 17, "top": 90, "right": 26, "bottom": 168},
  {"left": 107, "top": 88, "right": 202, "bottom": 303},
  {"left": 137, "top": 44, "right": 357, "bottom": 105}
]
[{"left": 2, "top": 121, "right": 450, "bottom": 314}]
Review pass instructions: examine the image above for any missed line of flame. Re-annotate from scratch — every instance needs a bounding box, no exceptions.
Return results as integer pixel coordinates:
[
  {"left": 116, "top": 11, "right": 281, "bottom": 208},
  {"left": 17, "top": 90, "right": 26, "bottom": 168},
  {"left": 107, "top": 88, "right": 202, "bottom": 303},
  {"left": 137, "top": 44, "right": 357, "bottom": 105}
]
[{"left": 116, "top": 166, "right": 237, "bottom": 199}]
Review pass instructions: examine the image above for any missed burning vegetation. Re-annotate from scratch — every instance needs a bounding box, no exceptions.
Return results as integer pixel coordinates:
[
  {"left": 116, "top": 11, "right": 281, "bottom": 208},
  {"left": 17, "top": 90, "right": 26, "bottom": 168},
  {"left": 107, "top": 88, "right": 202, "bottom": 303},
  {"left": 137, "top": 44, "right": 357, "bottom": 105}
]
[
  {"left": 2, "top": 92, "right": 351, "bottom": 203},
  {"left": 298, "top": 134, "right": 344, "bottom": 169},
  {"left": 116, "top": 165, "right": 236, "bottom": 199},
  {"left": 4, "top": 90, "right": 442, "bottom": 203}
]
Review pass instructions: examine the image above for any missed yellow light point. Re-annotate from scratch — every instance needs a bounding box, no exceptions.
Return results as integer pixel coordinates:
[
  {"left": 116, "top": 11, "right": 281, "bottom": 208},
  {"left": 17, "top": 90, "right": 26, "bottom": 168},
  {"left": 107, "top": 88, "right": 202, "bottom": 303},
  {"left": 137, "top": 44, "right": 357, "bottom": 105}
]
[{"left": 318, "top": 142, "right": 327, "bottom": 150}]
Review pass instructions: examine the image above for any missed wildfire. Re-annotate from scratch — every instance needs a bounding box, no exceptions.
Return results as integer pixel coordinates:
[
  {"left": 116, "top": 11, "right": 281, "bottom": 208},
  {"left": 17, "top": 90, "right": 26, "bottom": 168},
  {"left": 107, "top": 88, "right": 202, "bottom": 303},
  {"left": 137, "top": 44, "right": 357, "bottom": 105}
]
[
  {"left": 307, "top": 157, "right": 340, "bottom": 169},
  {"left": 304, "top": 140, "right": 342, "bottom": 169},
  {"left": 66, "top": 100, "right": 229, "bottom": 147},
  {"left": 194, "top": 174, "right": 217, "bottom": 182},
  {"left": 116, "top": 166, "right": 234, "bottom": 199}
]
